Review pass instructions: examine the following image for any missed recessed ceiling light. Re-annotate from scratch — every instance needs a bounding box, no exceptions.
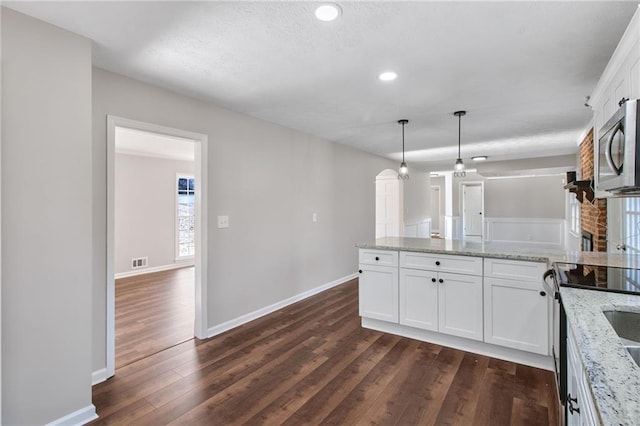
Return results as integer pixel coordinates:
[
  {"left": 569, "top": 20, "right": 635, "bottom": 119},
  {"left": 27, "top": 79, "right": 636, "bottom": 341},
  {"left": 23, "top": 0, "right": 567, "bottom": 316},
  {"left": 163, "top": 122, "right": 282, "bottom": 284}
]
[
  {"left": 315, "top": 3, "right": 342, "bottom": 21},
  {"left": 378, "top": 71, "right": 397, "bottom": 82},
  {"left": 472, "top": 156, "right": 488, "bottom": 161}
]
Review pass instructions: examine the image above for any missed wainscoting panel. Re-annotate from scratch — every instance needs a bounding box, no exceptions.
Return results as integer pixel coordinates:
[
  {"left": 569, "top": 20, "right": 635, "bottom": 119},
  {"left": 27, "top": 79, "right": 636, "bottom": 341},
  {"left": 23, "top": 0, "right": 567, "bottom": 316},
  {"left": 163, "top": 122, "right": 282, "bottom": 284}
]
[
  {"left": 404, "top": 219, "right": 431, "bottom": 238},
  {"left": 484, "top": 217, "right": 565, "bottom": 247}
]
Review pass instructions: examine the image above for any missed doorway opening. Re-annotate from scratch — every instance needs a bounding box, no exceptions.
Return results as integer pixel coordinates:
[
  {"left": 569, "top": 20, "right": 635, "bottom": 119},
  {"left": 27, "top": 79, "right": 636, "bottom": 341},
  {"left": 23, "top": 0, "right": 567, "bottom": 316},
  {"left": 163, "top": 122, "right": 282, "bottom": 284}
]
[
  {"left": 106, "top": 116, "right": 208, "bottom": 379},
  {"left": 461, "top": 182, "right": 484, "bottom": 240}
]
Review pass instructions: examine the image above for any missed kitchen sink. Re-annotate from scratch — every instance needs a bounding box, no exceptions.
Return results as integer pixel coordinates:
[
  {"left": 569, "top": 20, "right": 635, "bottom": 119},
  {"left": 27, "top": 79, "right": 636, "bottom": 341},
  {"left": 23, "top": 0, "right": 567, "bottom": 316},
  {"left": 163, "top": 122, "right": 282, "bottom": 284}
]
[
  {"left": 625, "top": 346, "right": 640, "bottom": 366},
  {"left": 603, "top": 310, "right": 640, "bottom": 367},
  {"left": 603, "top": 310, "right": 640, "bottom": 344}
]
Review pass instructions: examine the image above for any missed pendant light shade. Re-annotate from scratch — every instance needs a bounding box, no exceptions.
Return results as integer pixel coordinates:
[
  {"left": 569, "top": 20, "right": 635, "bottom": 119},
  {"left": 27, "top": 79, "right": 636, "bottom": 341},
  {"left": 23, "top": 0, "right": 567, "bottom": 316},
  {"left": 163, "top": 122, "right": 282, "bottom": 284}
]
[
  {"left": 453, "top": 111, "right": 466, "bottom": 177},
  {"left": 398, "top": 119, "right": 409, "bottom": 180}
]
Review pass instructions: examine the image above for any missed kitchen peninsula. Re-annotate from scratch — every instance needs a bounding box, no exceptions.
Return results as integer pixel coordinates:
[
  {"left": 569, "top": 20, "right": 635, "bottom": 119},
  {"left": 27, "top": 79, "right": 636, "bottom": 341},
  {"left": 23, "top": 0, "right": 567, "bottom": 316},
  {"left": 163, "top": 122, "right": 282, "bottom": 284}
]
[
  {"left": 356, "top": 237, "right": 561, "bottom": 370},
  {"left": 357, "top": 236, "right": 640, "bottom": 425}
]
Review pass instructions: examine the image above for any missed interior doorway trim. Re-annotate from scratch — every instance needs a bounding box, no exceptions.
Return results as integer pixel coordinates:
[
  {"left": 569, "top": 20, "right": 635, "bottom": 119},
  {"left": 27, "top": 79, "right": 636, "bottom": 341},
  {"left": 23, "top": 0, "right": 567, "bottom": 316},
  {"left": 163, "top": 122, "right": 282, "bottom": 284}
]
[{"left": 106, "top": 115, "right": 208, "bottom": 379}]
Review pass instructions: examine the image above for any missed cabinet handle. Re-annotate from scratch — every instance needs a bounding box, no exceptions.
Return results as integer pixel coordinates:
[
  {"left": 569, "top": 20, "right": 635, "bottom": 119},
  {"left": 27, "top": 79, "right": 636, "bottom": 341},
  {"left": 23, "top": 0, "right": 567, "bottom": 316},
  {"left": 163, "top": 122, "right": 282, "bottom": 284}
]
[
  {"left": 435, "top": 261, "right": 441, "bottom": 266},
  {"left": 358, "top": 270, "right": 362, "bottom": 274},
  {"left": 431, "top": 278, "right": 437, "bottom": 283},
  {"left": 438, "top": 278, "right": 444, "bottom": 284},
  {"left": 567, "top": 394, "right": 580, "bottom": 415},
  {"left": 375, "top": 256, "right": 380, "bottom": 261},
  {"left": 619, "top": 97, "right": 629, "bottom": 107},
  {"left": 540, "top": 291, "right": 546, "bottom": 297}
]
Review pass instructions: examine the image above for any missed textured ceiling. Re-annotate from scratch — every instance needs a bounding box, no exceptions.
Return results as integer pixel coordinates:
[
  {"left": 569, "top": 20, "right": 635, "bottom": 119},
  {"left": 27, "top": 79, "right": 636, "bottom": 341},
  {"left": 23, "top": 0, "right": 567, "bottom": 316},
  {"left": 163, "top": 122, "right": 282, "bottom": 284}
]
[{"left": 6, "top": 1, "right": 639, "bottom": 171}]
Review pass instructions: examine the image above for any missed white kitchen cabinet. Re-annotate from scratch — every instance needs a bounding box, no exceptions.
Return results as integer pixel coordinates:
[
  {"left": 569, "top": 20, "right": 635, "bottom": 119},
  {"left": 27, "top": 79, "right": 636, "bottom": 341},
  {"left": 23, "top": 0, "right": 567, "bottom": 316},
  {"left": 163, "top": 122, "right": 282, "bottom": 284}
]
[
  {"left": 566, "top": 326, "right": 599, "bottom": 426},
  {"left": 359, "top": 249, "right": 399, "bottom": 322},
  {"left": 399, "top": 253, "right": 483, "bottom": 341},
  {"left": 484, "top": 277, "right": 549, "bottom": 355},
  {"left": 483, "top": 259, "right": 550, "bottom": 355},
  {"left": 590, "top": 7, "right": 640, "bottom": 197},
  {"left": 399, "top": 268, "right": 438, "bottom": 331},
  {"left": 438, "top": 271, "right": 483, "bottom": 341}
]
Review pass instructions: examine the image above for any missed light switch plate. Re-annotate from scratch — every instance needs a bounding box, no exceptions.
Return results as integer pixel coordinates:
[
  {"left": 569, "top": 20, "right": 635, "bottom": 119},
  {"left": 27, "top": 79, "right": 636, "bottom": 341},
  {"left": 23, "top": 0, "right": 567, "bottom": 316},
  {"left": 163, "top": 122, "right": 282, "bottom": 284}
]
[{"left": 218, "top": 215, "right": 229, "bottom": 228}]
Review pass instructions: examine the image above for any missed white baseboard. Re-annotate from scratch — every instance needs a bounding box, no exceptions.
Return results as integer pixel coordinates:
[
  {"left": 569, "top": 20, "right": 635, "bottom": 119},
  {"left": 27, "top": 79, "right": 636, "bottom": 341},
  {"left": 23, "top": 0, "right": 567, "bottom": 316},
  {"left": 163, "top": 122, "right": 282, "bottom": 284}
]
[
  {"left": 91, "top": 367, "right": 109, "bottom": 386},
  {"left": 45, "top": 404, "right": 98, "bottom": 426},
  {"left": 207, "top": 273, "right": 357, "bottom": 338},
  {"left": 114, "top": 261, "right": 194, "bottom": 279},
  {"left": 362, "top": 318, "right": 554, "bottom": 371}
]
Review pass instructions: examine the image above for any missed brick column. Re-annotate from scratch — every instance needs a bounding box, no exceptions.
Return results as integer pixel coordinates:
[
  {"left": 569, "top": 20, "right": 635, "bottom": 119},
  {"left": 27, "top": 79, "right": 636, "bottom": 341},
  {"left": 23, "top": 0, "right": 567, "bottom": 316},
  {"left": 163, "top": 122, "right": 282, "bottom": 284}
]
[{"left": 579, "top": 129, "right": 607, "bottom": 252}]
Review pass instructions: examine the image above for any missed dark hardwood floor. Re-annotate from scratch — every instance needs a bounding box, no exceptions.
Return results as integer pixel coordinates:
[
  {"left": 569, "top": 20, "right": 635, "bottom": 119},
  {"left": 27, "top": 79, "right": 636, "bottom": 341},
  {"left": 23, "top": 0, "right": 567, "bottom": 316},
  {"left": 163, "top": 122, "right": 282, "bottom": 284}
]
[
  {"left": 94, "top": 278, "right": 559, "bottom": 425},
  {"left": 115, "top": 267, "right": 194, "bottom": 368}
]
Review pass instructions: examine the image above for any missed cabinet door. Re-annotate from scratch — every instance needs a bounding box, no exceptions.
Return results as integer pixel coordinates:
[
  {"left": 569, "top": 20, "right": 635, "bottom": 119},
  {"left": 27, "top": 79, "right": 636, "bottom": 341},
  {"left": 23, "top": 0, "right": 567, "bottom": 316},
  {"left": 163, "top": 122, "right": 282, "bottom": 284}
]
[
  {"left": 438, "top": 272, "right": 483, "bottom": 341},
  {"left": 399, "top": 268, "right": 438, "bottom": 331},
  {"left": 484, "top": 277, "right": 549, "bottom": 355},
  {"left": 359, "top": 264, "right": 398, "bottom": 322}
]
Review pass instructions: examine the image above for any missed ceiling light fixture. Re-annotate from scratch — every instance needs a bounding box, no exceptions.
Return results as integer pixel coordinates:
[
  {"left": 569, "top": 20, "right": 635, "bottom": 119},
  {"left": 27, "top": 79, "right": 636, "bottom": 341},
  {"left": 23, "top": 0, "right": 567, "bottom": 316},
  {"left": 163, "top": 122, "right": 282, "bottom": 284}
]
[
  {"left": 472, "top": 155, "right": 488, "bottom": 161},
  {"left": 379, "top": 71, "right": 397, "bottom": 82},
  {"left": 315, "top": 3, "right": 342, "bottom": 21},
  {"left": 453, "top": 110, "right": 466, "bottom": 178},
  {"left": 398, "top": 119, "right": 409, "bottom": 180}
]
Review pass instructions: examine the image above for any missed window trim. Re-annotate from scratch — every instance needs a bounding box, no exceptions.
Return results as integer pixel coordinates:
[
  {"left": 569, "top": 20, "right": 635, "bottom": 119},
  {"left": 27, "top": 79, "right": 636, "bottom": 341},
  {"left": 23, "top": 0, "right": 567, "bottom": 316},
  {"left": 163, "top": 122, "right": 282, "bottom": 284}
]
[
  {"left": 568, "top": 192, "right": 581, "bottom": 238},
  {"left": 175, "top": 173, "right": 195, "bottom": 261}
]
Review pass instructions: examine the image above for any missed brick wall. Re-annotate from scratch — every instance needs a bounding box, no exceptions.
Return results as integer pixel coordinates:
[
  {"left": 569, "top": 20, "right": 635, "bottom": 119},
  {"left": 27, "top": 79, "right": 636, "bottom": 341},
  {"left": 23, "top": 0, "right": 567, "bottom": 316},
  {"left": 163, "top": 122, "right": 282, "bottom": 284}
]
[{"left": 579, "top": 128, "right": 607, "bottom": 252}]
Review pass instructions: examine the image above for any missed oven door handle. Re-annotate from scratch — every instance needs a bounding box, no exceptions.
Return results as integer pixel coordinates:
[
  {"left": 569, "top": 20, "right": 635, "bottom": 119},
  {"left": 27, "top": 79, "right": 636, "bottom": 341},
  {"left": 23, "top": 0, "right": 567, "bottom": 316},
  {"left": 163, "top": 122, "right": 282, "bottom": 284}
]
[{"left": 543, "top": 268, "right": 557, "bottom": 295}]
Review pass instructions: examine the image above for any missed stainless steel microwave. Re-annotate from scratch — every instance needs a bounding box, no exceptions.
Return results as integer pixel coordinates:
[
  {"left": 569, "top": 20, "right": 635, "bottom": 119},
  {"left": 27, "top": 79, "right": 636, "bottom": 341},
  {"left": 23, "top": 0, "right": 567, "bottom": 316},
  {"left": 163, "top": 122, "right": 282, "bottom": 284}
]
[{"left": 597, "top": 99, "right": 640, "bottom": 193}]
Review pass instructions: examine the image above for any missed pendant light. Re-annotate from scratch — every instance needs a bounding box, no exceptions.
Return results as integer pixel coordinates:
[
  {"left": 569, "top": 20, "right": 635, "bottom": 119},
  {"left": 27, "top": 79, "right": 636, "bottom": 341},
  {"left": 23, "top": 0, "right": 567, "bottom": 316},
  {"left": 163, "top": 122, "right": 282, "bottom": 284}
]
[
  {"left": 453, "top": 110, "right": 466, "bottom": 177},
  {"left": 398, "top": 119, "right": 409, "bottom": 180}
]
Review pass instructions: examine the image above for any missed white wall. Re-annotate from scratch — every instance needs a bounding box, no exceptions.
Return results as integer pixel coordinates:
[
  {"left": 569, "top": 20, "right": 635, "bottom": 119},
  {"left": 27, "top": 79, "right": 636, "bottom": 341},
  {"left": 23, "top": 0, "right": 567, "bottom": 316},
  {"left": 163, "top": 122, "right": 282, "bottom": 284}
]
[
  {"left": 484, "top": 175, "right": 566, "bottom": 218},
  {"left": 92, "top": 68, "right": 395, "bottom": 372},
  {"left": 403, "top": 171, "right": 431, "bottom": 225},
  {"left": 115, "top": 153, "right": 194, "bottom": 274},
  {"left": 1, "top": 8, "right": 94, "bottom": 425}
]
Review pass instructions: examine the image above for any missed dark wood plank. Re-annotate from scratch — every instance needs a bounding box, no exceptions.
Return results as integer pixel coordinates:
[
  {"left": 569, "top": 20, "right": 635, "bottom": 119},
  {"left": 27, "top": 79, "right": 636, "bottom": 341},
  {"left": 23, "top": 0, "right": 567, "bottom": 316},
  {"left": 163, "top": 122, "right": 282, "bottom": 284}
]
[
  {"left": 91, "top": 278, "right": 561, "bottom": 425},
  {"left": 115, "top": 267, "right": 195, "bottom": 368}
]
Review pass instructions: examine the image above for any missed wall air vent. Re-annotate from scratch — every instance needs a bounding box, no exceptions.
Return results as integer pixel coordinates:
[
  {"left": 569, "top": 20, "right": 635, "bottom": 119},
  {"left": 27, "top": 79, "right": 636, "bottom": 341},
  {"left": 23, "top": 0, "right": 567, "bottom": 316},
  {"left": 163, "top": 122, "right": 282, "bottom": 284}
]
[{"left": 131, "top": 257, "right": 148, "bottom": 269}]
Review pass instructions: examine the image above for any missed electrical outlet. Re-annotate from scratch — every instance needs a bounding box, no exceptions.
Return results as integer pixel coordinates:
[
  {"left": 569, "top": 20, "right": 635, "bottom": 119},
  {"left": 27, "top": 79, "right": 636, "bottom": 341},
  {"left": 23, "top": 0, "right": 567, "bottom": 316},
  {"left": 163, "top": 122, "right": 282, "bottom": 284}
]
[
  {"left": 218, "top": 215, "right": 229, "bottom": 229},
  {"left": 131, "top": 257, "right": 148, "bottom": 269}
]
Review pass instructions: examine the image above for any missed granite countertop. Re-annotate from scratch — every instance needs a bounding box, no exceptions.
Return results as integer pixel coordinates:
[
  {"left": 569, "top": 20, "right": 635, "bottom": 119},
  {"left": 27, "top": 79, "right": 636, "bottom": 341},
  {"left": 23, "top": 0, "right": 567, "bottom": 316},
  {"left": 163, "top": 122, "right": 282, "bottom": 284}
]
[
  {"left": 561, "top": 287, "right": 640, "bottom": 425},
  {"left": 357, "top": 237, "right": 640, "bottom": 267}
]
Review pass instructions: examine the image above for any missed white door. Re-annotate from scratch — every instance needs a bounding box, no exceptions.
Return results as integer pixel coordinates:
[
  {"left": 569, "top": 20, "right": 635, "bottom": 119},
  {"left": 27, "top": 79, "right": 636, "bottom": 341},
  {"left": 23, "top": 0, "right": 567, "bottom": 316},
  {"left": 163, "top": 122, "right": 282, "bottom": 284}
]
[
  {"left": 399, "top": 268, "right": 438, "bottom": 331},
  {"left": 375, "top": 170, "right": 402, "bottom": 238},
  {"left": 437, "top": 272, "right": 483, "bottom": 341},
  {"left": 463, "top": 184, "right": 483, "bottom": 237},
  {"left": 430, "top": 186, "right": 441, "bottom": 233}
]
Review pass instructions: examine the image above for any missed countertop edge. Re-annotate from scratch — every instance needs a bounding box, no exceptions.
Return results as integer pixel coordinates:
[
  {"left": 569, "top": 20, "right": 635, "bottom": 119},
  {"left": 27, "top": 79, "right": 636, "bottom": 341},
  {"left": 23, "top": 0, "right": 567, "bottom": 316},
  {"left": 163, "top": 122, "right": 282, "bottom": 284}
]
[{"left": 356, "top": 241, "right": 553, "bottom": 263}]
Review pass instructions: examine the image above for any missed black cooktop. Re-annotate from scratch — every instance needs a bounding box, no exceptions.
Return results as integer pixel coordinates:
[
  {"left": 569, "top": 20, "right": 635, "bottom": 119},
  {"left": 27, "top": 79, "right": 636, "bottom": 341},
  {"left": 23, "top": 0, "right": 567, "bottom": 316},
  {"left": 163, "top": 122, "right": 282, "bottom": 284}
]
[{"left": 554, "top": 262, "right": 640, "bottom": 295}]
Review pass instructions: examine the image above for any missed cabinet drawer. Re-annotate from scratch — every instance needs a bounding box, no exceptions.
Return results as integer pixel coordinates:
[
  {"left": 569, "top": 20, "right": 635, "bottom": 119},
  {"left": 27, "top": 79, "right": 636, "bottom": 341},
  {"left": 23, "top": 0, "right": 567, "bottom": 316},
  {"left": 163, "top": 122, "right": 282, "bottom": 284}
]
[
  {"left": 400, "top": 252, "right": 482, "bottom": 276},
  {"left": 359, "top": 249, "right": 398, "bottom": 267},
  {"left": 484, "top": 258, "right": 546, "bottom": 282}
]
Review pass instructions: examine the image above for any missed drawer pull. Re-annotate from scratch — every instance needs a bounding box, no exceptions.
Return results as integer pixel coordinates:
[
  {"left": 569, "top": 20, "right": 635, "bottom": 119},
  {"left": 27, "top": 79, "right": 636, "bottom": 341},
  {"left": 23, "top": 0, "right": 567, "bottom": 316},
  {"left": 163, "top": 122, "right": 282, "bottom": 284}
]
[
  {"left": 431, "top": 278, "right": 436, "bottom": 283},
  {"left": 358, "top": 270, "right": 362, "bottom": 274},
  {"left": 435, "top": 261, "right": 441, "bottom": 266},
  {"left": 375, "top": 256, "right": 380, "bottom": 261},
  {"left": 540, "top": 291, "right": 546, "bottom": 297},
  {"left": 438, "top": 278, "right": 444, "bottom": 284}
]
